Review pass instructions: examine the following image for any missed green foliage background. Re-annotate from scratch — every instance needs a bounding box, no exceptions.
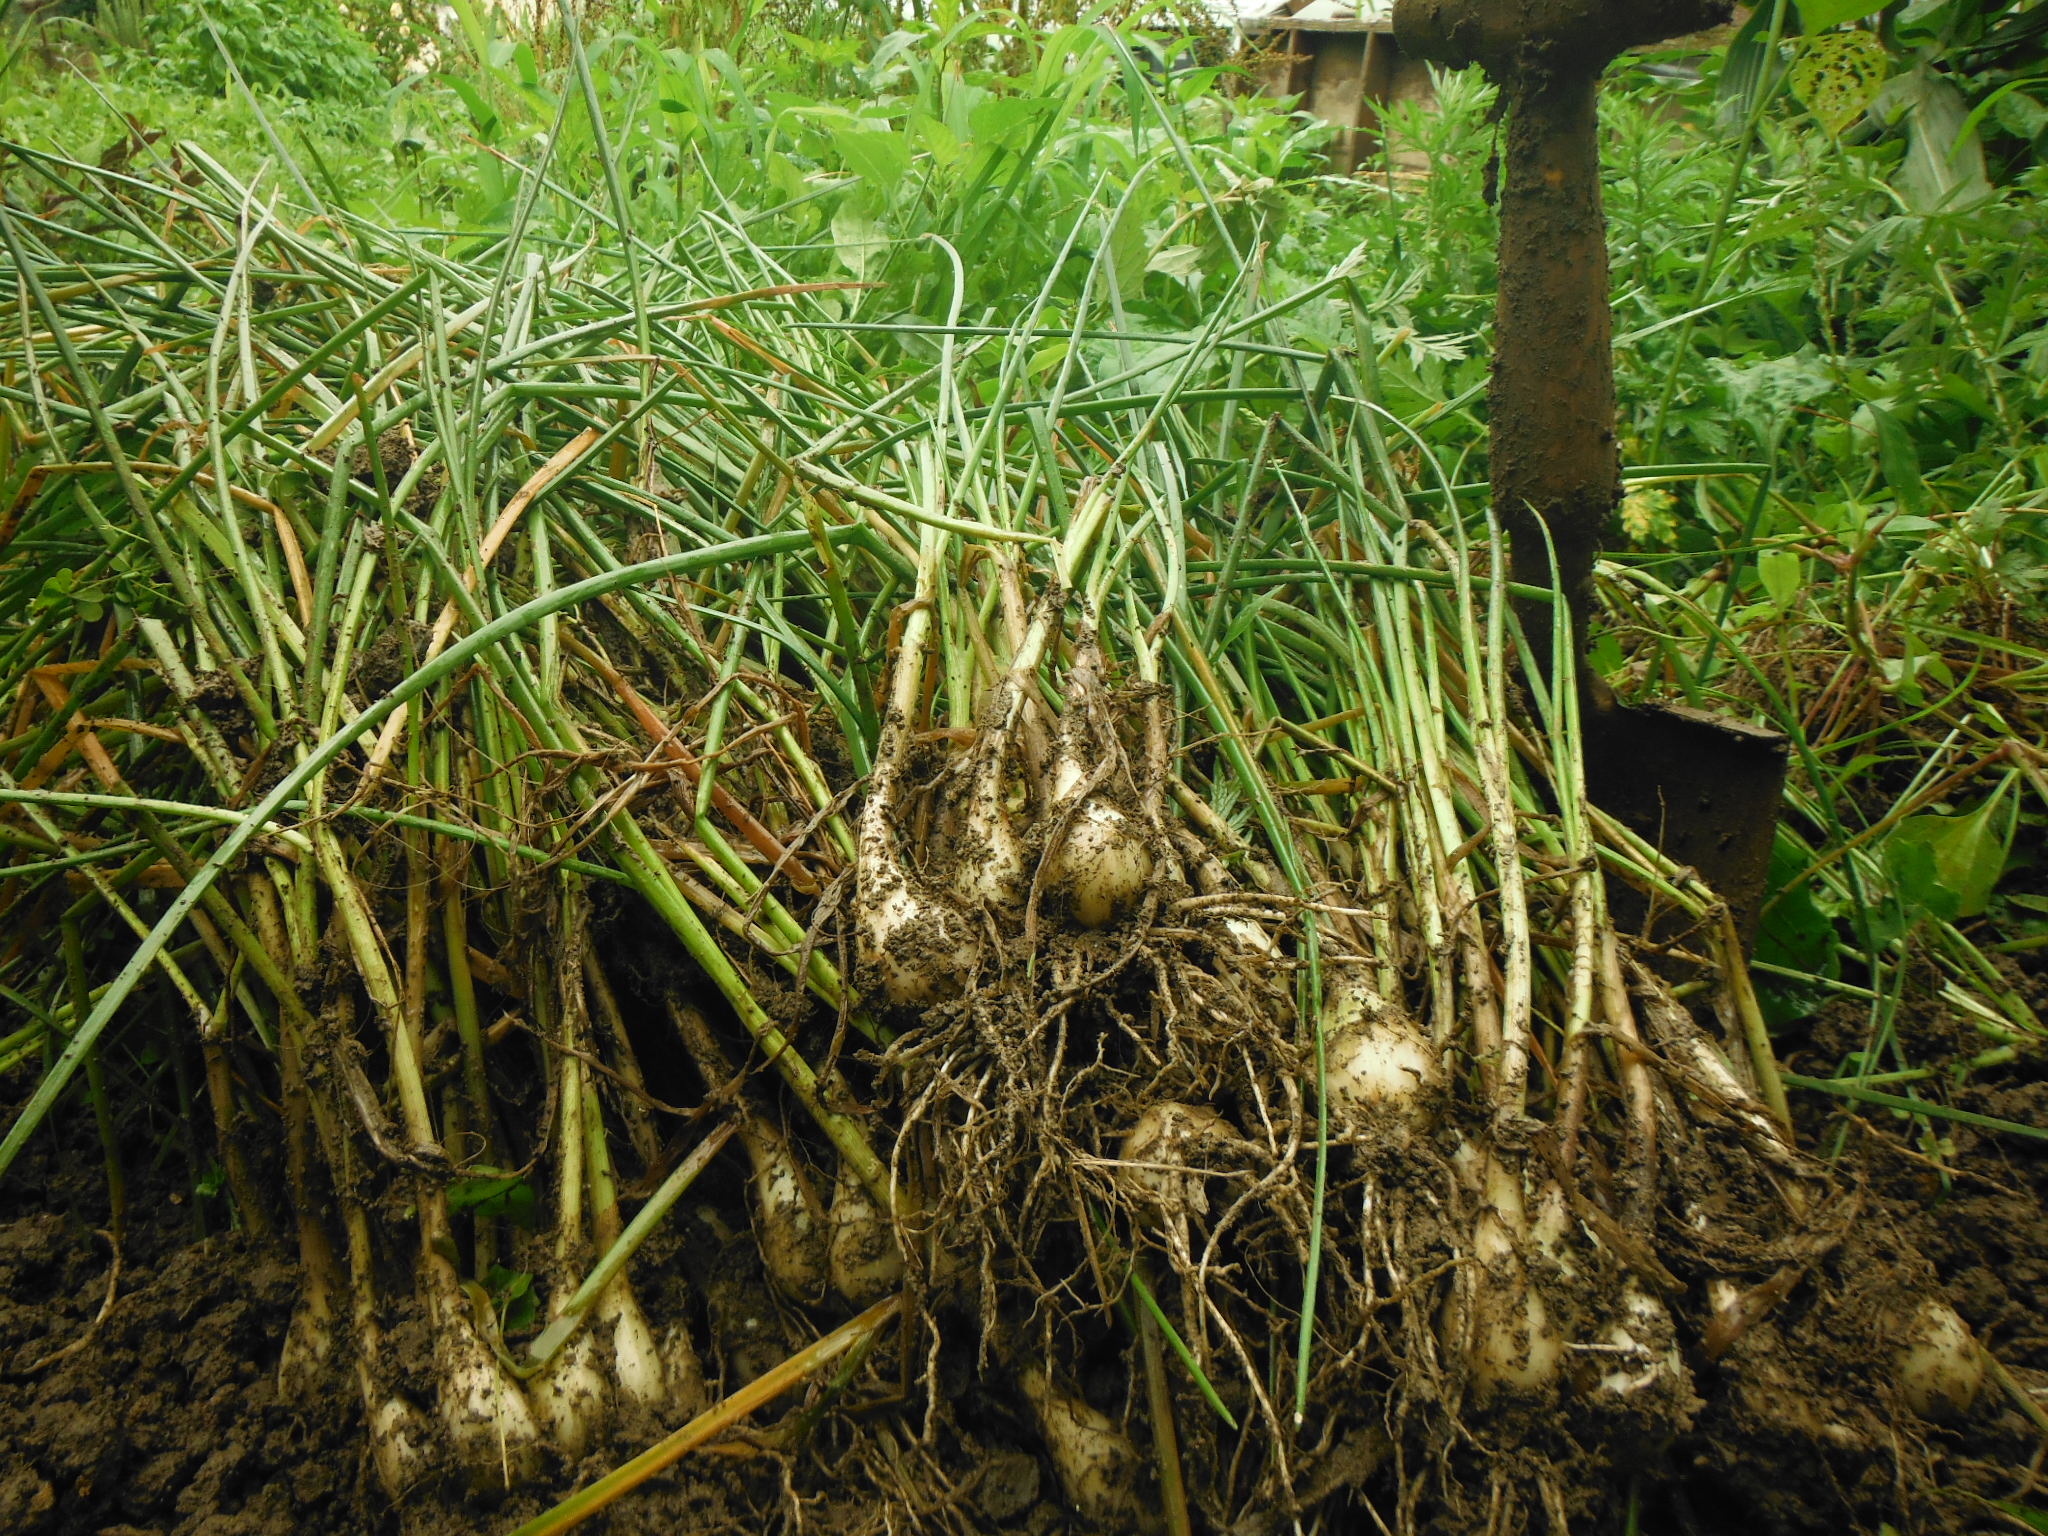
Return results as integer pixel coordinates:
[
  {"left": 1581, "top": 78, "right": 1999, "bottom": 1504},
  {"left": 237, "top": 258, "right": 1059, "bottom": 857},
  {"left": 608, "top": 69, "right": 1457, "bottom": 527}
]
[{"left": 145, "top": 0, "right": 384, "bottom": 102}]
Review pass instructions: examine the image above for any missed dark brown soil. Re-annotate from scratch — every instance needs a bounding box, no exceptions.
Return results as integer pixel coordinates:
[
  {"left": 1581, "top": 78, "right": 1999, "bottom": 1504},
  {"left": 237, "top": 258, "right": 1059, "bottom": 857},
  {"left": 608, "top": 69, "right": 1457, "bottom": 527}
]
[
  {"left": 0, "top": 1137, "right": 378, "bottom": 1536},
  {"left": 0, "top": 1098, "right": 1060, "bottom": 1536},
  {"left": 5, "top": 999, "right": 2047, "bottom": 1536},
  {"left": 1662, "top": 1102, "right": 2048, "bottom": 1534}
]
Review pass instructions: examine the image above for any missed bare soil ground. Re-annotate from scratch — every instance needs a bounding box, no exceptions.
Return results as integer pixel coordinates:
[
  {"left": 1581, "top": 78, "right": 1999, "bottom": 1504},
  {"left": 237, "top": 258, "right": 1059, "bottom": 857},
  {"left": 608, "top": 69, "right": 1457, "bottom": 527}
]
[{"left": 4, "top": 971, "right": 2046, "bottom": 1536}]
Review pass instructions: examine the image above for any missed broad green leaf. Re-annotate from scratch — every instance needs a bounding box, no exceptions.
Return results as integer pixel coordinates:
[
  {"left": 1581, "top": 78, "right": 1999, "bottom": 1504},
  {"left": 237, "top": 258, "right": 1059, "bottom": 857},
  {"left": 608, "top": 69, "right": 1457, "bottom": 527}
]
[
  {"left": 764, "top": 150, "right": 808, "bottom": 203},
  {"left": 1875, "top": 65, "right": 1992, "bottom": 213},
  {"left": 1708, "top": 351, "right": 1832, "bottom": 419},
  {"left": 866, "top": 28, "right": 921, "bottom": 82},
  {"left": 1870, "top": 406, "right": 1927, "bottom": 515},
  {"left": 1759, "top": 835, "right": 1839, "bottom": 975},
  {"left": 486, "top": 1263, "right": 538, "bottom": 1332},
  {"left": 831, "top": 126, "right": 911, "bottom": 196},
  {"left": 910, "top": 109, "right": 963, "bottom": 169},
  {"left": 1588, "top": 633, "right": 1626, "bottom": 678},
  {"left": 1992, "top": 89, "right": 2048, "bottom": 142},
  {"left": 1883, "top": 831, "right": 1951, "bottom": 920},
  {"left": 1757, "top": 833, "right": 1840, "bottom": 1026},
  {"left": 1797, "top": 0, "right": 1890, "bottom": 31},
  {"left": 830, "top": 205, "right": 889, "bottom": 281},
  {"left": 969, "top": 96, "right": 1050, "bottom": 143},
  {"left": 444, "top": 76, "right": 500, "bottom": 140},
  {"left": 1937, "top": 373, "right": 1995, "bottom": 422},
  {"left": 1718, "top": 4, "right": 1786, "bottom": 124},
  {"left": 1027, "top": 339, "right": 1069, "bottom": 378},
  {"left": 782, "top": 29, "right": 862, "bottom": 64},
  {"left": 1883, "top": 784, "right": 2014, "bottom": 921},
  {"left": 1146, "top": 242, "right": 1205, "bottom": 280},
  {"left": 450, "top": 1174, "right": 539, "bottom": 1228},
  {"left": 1789, "top": 30, "right": 1889, "bottom": 136},
  {"left": 1757, "top": 547, "right": 1802, "bottom": 611},
  {"left": 1708, "top": 351, "right": 1831, "bottom": 448},
  {"left": 1105, "top": 176, "right": 1164, "bottom": 301}
]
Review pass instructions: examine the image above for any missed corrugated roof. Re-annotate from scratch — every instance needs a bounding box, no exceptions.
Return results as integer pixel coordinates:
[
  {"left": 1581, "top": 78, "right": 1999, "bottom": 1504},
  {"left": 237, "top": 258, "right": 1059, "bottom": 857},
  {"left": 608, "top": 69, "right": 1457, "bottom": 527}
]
[{"left": 1233, "top": 0, "right": 1394, "bottom": 22}]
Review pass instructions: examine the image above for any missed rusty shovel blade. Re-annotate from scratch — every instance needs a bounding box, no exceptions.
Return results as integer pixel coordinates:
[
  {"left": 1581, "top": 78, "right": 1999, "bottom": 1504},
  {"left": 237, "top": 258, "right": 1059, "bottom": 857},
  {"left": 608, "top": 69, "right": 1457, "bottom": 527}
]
[{"left": 1580, "top": 696, "right": 1789, "bottom": 953}]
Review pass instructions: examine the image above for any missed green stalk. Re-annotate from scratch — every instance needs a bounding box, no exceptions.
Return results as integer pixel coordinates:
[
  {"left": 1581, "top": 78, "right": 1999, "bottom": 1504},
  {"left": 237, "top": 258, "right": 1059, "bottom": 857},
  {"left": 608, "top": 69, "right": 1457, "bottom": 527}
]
[
  {"left": 59, "top": 913, "right": 124, "bottom": 1236},
  {"left": 606, "top": 809, "right": 892, "bottom": 1210},
  {"left": 1, "top": 528, "right": 856, "bottom": 1183},
  {"left": 526, "top": 1122, "right": 736, "bottom": 1371}
]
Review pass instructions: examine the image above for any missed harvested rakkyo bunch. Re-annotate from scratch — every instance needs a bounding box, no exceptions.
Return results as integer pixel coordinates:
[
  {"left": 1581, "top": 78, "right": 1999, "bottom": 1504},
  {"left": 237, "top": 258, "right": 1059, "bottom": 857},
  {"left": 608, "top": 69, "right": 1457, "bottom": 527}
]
[
  {"left": 856, "top": 521, "right": 987, "bottom": 1007},
  {"left": 1034, "top": 625, "right": 1154, "bottom": 931},
  {"left": 7, "top": 141, "right": 2009, "bottom": 1536},
  {"left": 855, "top": 490, "right": 1165, "bottom": 1014}
]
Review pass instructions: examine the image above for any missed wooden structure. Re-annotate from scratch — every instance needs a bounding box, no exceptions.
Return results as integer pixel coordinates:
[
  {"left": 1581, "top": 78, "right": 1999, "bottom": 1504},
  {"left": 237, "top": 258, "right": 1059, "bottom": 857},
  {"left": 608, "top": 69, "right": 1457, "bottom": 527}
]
[{"left": 1240, "top": 1, "right": 1436, "bottom": 173}]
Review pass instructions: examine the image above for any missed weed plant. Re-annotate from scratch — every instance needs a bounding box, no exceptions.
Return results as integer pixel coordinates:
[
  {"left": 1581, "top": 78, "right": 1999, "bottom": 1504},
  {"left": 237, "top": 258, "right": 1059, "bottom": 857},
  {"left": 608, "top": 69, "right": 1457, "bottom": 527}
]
[{"left": 0, "top": 9, "right": 2045, "bottom": 1532}]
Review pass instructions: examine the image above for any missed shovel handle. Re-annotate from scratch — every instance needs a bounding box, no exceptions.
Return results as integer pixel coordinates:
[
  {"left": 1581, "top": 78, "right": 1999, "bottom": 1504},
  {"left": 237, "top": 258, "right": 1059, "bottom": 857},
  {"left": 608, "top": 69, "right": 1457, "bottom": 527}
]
[
  {"left": 1392, "top": 0, "right": 1733, "bottom": 653},
  {"left": 1490, "top": 65, "right": 1615, "bottom": 629}
]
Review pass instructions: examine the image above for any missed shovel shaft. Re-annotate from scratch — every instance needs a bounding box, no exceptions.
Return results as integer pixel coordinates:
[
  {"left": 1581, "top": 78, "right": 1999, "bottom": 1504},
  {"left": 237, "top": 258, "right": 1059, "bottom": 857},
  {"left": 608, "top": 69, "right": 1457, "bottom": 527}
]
[
  {"left": 1492, "top": 67, "right": 1616, "bottom": 633},
  {"left": 1392, "top": 0, "right": 1789, "bottom": 954},
  {"left": 1394, "top": 0, "right": 1732, "bottom": 646}
]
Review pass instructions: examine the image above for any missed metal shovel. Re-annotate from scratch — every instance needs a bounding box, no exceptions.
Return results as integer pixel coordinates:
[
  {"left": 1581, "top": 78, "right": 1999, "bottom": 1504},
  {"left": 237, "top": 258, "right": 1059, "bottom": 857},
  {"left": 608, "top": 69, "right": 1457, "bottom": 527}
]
[{"left": 1392, "top": 0, "right": 1788, "bottom": 949}]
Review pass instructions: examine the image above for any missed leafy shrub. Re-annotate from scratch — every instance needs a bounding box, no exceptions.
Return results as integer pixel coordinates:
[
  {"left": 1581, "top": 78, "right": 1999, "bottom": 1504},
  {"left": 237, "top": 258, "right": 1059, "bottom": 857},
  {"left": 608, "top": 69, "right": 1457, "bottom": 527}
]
[
  {"left": 146, "top": 0, "right": 384, "bottom": 103},
  {"left": 338, "top": 0, "right": 446, "bottom": 82}
]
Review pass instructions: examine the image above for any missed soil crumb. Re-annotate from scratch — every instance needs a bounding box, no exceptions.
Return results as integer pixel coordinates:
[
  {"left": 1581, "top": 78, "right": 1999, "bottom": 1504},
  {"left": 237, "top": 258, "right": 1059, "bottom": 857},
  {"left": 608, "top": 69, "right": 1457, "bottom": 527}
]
[{"left": 0, "top": 1215, "right": 378, "bottom": 1536}]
